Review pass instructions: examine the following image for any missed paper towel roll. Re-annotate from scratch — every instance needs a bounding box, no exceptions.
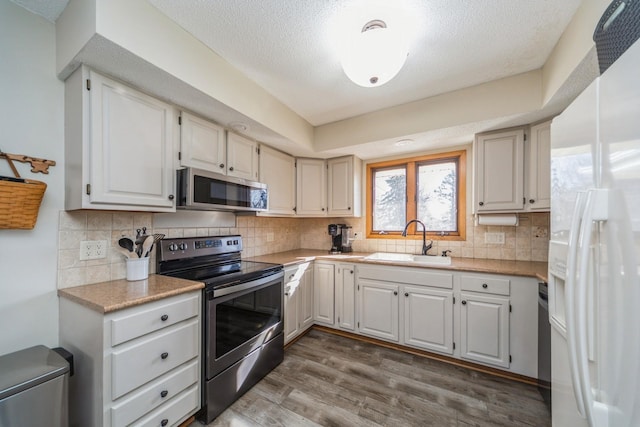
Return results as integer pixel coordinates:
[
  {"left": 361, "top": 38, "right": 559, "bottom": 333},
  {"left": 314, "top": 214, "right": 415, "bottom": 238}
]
[{"left": 477, "top": 214, "right": 519, "bottom": 226}]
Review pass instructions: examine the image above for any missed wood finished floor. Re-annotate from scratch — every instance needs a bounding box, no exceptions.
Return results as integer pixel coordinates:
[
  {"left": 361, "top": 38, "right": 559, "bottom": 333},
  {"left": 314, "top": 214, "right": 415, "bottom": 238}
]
[{"left": 199, "top": 329, "right": 551, "bottom": 427}]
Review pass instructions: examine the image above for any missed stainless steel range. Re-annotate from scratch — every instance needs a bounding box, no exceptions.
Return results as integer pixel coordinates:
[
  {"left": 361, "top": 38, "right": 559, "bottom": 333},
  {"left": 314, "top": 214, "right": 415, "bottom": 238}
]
[{"left": 156, "top": 235, "right": 284, "bottom": 423}]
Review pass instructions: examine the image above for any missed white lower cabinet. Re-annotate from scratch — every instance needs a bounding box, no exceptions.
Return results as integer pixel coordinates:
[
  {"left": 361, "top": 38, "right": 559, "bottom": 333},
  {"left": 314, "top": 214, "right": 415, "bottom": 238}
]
[
  {"left": 284, "top": 262, "right": 314, "bottom": 344},
  {"left": 353, "top": 264, "right": 538, "bottom": 378},
  {"left": 459, "top": 292, "right": 510, "bottom": 368},
  {"left": 59, "top": 291, "right": 201, "bottom": 427},
  {"left": 403, "top": 286, "right": 454, "bottom": 355},
  {"left": 335, "top": 264, "right": 356, "bottom": 331},
  {"left": 313, "top": 262, "right": 335, "bottom": 325},
  {"left": 358, "top": 279, "right": 400, "bottom": 342}
]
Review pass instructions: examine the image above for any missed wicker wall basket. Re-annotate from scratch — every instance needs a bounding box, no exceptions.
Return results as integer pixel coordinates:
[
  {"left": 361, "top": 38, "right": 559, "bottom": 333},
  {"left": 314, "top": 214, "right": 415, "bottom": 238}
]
[
  {"left": 0, "top": 177, "right": 47, "bottom": 229},
  {"left": 0, "top": 152, "right": 54, "bottom": 230}
]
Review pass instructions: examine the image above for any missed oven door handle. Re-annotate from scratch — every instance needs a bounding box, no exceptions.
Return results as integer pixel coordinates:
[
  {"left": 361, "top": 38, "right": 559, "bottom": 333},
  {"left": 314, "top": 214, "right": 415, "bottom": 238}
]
[{"left": 211, "top": 271, "right": 284, "bottom": 298}]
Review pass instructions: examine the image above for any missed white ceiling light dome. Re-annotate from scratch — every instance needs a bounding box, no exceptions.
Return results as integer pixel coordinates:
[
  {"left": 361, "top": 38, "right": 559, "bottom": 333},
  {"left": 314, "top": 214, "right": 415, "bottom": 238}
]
[{"left": 341, "top": 19, "right": 409, "bottom": 88}]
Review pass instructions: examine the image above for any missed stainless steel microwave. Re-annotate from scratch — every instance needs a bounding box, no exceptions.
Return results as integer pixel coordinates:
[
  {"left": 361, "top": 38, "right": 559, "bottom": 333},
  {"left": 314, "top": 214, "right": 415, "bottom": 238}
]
[{"left": 176, "top": 168, "right": 268, "bottom": 212}]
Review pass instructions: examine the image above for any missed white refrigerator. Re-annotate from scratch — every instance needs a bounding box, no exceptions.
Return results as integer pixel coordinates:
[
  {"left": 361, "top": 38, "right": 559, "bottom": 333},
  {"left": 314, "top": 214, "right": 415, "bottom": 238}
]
[{"left": 548, "top": 38, "right": 640, "bottom": 427}]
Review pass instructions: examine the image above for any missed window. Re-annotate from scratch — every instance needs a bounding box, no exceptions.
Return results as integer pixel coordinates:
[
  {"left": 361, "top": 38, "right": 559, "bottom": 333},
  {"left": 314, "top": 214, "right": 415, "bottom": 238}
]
[{"left": 366, "top": 150, "right": 466, "bottom": 240}]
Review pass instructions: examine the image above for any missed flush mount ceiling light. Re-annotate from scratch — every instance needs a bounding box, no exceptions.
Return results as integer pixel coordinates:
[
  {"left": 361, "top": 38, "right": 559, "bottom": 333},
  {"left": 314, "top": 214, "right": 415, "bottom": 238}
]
[
  {"left": 394, "top": 138, "right": 415, "bottom": 147},
  {"left": 341, "top": 19, "right": 409, "bottom": 88}
]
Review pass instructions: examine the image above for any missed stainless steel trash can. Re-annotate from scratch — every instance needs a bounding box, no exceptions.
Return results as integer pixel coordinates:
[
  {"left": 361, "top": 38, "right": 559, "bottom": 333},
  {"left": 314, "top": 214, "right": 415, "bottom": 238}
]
[{"left": 0, "top": 345, "right": 71, "bottom": 427}]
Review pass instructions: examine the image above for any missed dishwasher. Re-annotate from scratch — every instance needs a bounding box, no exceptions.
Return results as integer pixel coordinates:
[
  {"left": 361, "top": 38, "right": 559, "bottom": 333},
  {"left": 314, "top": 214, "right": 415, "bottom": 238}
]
[{"left": 537, "top": 281, "right": 551, "bottom": 412}]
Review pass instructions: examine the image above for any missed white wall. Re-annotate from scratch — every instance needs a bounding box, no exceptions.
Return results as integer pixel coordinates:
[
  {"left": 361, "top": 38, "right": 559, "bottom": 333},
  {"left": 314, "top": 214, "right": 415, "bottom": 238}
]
[{"left": 0, "top": 0, "right": 64, "bottom": 355}]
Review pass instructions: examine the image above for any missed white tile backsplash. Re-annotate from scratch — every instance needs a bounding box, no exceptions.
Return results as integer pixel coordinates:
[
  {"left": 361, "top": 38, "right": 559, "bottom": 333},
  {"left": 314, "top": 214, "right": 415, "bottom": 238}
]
[{"left": 57, "top": 211, "right": 549, "bottom": 288}]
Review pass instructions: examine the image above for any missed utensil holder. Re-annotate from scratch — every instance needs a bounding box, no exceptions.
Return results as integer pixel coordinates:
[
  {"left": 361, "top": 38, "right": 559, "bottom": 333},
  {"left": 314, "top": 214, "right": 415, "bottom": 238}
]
[{"left": 126, "top": 257, "right": 149, "bottom": 281}]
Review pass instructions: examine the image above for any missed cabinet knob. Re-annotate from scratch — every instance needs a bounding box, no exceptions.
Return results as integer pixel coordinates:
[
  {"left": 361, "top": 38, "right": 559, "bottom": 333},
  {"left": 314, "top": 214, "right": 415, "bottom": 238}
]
[
  {"left": 348, "top": 207, "right": 351, "bottom": 210},
  {"left": 404, "top": 292, "right": 409, "bottom": 297},
  {"left": 229, "top": 166, "right": 234, "bottom": 171},
  {"left": 350, "top": 270, "right": 354, "bottom": 274},
  {"left": 161, "top": 352, "right": 169, "bottom": 360},
  {"left": 161, "top": 419, "right": 168, "bottom": 427},
  {"left": 285, "top": 292, "right": 289, "bottom": 296},
  {"left": 479, "top": 201, "right": 484, "bottom": 206},
  {"left": 160, "top": 390, "right": 168, "bottom": 398},
  {"left": 393, "top": 291, "right": 398, "bottom": 296},
  {"left": 482, "top": 283, "right": 488, "bottom": 289},
  {"left": 168, "top": 194, "right": 174, "bottom": 200},
  {"left": 321, "top": 208, "right": 325, "bottom": 211},
  {"left": 529, "top": 199, "right": 535, "bottom": 204},
  {"left": 462, "top": 300, "right": 467, "bottom": 305},
  {"left": 160, "top": 314, "right": 168, "bottom": 321},
  {"left": 219, "top": 163, "right": 225, "bottom": 168}
]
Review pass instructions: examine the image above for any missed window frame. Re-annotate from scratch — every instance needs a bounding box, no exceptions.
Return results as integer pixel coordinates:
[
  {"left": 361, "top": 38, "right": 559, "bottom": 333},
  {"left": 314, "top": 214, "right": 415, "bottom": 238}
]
[{"left": 366, "top": 149, "right": 467, "bottom": 241}]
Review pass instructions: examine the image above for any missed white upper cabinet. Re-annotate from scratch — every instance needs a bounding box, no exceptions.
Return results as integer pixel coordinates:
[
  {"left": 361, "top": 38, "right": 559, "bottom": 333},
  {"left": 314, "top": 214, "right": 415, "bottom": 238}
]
[
  {"left": 296, "top": 158, "right": 328, "bottom": 216},
  {"left": 179, "top": 111, "right": 226, "bottom": 173},
  {"left": 525, "top": 121, "right": 551, "bottom": 210},
  {"left": 474, "top": 128, "right": 525, "bottom": 212},
  {"left": 295, "top": 155, "right": 362, "bottom": 217},
  {"left": 227, "top": 132, "right": 259, "bottom": 181},
  {"left": 327, "top": 156, "right": 362, "bottom": 217},
  {"left": 65, "top": 67, "right": 176, "bottom": 212},
  {"left": 259, "top": 145, "right": 296, "bottom": 216}
]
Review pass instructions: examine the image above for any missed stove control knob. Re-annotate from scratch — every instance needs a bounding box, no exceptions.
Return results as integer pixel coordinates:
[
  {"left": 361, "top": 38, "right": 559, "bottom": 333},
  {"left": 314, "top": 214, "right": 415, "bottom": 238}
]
[
  {"left": 168, "top": 243, "right": 178, "bottom": 252},
  {"left": 179, "top": 243, "right": 188, "bottom": 251}
]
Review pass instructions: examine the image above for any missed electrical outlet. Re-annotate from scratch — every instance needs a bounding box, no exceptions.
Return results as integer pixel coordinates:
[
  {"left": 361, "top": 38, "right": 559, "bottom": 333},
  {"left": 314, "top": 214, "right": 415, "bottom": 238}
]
[
  {"left": 484, "top": 232, "right": 505, "bottom": 244},
  {"left": 266, "top": 232, "right": 274, "bottom": 242},
  {"left": 353, "top": 231, "right": 363, "bottom": 240},
  {"left": 80, "top": 240, "right": 108, "bottom": 260}
]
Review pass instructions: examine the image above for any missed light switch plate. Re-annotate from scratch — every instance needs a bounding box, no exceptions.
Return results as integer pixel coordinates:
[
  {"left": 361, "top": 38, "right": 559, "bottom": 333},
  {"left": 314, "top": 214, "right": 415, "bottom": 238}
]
[{"left": 484, "top": 232, "right": 505, "bottom": 244}]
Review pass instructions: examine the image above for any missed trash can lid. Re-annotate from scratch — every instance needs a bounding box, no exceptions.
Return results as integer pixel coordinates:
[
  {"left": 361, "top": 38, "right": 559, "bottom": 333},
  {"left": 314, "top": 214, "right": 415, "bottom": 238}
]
[{"left": 0, "top": 345, "right": 69, "bottom": 401}]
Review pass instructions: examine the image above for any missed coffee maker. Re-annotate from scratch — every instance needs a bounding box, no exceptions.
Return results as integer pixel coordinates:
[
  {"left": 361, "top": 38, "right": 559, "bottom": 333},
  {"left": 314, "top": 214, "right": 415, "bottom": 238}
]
[{"left": 328, "top": 224, "right": 353, "bottom": 253}]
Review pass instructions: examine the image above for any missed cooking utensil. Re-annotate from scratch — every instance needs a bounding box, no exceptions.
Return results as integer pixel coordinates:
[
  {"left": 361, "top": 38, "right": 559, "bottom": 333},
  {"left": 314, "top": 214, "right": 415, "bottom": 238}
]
[
  {"left": 141, "top": 235, "right": 154, "bottom": 258},
  {"left": 116, "top": 246, "right": 137, "bottom": 259},
  {"left": 118, "top": 237, "right": 135, "bottom": 253}
]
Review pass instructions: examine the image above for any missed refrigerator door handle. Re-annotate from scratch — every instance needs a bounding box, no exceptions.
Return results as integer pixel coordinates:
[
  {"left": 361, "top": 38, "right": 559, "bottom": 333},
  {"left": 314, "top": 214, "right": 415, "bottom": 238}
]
[
  {"left": 576, "top": 189, "right": 611, "bottom": 427},
  {"left": 566, "top": 191, "right": 589, "bottom": 418}
]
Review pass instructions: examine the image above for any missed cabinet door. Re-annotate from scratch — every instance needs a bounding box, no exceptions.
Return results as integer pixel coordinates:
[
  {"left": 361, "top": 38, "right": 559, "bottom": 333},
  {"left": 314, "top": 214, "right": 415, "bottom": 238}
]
[
  {"left": 403, "top": 286, "right": 454, "bottom": 355},
  {"left": 327, "top": 156, "right": 354, "bottom": 216},
  {"left": 296, "top": 158, "right": 327, "bottom": 216},
  {"left": 299, "top": 266, "right": 314, "bottom": 330},
  {"left": 526, "top": 121, "right": 551, "bottom": 210},
  {"left": 313, "top": 263, "right": 335, "bottom": 325},
  {"left": 475, "top": 129, "right": 525, "bottom": 211},
  {"left": 358, "top": 279, "right": 399, "bottom": 342},
  {"left": 284, "top": 273, "right": 300, "bottom": 344},
  {"left": 259, "top": 146, "right": 296, "bottom": 215},
  {"left": 88, "top": 71, "right": 175, "bottom": 209},
  {"left": 460, "top": 292, "right": 510, "bottom": 368},
  {"left": 179, "top": 111, "right": 226, "bottom": 173},
  {"left": 227, "top": 132, "right": 259, "bottom": 181},
  {"left": 335, "top": 264, "right": 356, "bottom": 331}
]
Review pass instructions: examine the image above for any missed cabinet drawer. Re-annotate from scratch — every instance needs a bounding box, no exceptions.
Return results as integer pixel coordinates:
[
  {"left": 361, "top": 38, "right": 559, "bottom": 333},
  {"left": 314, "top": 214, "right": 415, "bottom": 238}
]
[
  {"left": 460, "top": 275, "right": 510, "bottom": 295},
  {"left": 110, "top": 293, "right": 199, "bottom": 346},
  {"left": 134, "top": 384, "right": 199, "bottom": 427},
  {"left": 111, "top": 320, "right": 199, "bottom": 399},
  {"left": 110, "top": 360, "right": 198, "bottom": 427}
]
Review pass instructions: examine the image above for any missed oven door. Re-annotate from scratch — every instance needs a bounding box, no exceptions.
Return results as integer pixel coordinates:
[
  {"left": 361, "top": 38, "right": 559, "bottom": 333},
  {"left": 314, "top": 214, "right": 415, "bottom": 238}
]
[{"left": 205, "top": 271, "right": 284, "bottom": 378}]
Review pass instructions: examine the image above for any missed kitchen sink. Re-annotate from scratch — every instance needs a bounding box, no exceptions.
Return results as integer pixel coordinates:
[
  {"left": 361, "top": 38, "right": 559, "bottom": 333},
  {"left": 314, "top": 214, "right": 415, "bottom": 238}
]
[{"left": 363, "top": 252, "right": 452, "bottom": 266}]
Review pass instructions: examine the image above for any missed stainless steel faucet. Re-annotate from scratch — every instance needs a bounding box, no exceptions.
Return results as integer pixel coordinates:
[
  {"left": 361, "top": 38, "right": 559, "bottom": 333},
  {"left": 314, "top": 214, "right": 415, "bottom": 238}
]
[{"left": 401, "top": 219, "right": 433, "bottom": 255}]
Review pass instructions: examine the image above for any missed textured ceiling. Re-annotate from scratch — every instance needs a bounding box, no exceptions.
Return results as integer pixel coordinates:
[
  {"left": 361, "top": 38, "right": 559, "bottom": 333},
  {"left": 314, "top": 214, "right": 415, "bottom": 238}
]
[
  {"left": 12, "top": 0, "right": 591, "bottom": 159},
  {"left": 148, "top": 0, "right": 583, "bottom": 126}
]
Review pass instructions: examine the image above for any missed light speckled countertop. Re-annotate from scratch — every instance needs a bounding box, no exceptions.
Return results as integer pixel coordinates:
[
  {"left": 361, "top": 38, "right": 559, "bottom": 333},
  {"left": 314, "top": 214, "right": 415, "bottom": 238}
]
[
  {"left": 246, "top": 249, "right": 549, "bottom": 283},
  {"left": 57, "top": 275, "right": 204, "bottom": 313},
  {"left": 59, "top": 251, "right": 547, "bottom": 313}
]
